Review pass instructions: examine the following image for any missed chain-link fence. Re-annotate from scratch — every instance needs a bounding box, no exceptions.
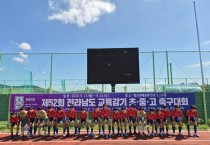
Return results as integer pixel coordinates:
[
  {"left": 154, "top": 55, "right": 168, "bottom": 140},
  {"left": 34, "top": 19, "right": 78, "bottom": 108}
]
[{"left": 0, "top": 51, "right": 210, "bottom": 93}]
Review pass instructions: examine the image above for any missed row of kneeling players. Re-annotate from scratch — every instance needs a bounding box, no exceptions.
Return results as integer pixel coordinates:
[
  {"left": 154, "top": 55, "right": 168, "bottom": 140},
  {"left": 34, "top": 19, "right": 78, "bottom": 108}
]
[{"left": 9, "top": 103, "right": 199, "bottom": 139}]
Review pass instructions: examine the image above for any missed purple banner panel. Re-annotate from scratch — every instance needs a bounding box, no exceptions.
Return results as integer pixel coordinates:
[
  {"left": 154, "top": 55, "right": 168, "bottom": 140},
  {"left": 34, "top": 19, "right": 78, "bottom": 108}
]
[{"left": 10, "top": 93, "right": 195, "bottom": 112}]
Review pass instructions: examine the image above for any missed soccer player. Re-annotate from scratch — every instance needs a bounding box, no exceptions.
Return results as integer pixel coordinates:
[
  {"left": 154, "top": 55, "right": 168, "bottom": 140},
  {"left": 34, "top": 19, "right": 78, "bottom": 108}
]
[
  {"left": 78, "top": 108, "right": 89, "bottom": 135},
  {"left": 186, "top": 105, "right": 199, "bottom": 137},
  {"left": 127, "top": 104, "right": 138, "bottom": 135},
  {"left": 10, "top": 112, "right": 20, "bottom": 138},
  {"left": 91, "top": 106, "right": 101, "bottom": 135},
  {"left": 27, "top": 106, "right": 37, "bottom": 137},
  {"left": 54, "top": 107, "right": 67, "bottom": 137},
  {"left": 66, "top": 105, "right": 78, "bottom": 136},
  {"left": 18, "top": 107, "right": 28, "bottom": 137},
  {"left": 111, "top": 107, "right": 121, "bottom": 136},
  {"left": 101, "top": 103, "right": 111, "bottom": 136},
  {"left": 46, "top": 105, "right": 56, "bottom": 136},
  {"left": 120, "top": 107, "right": 128, "bottom": 136},
  {"left": 155, "top": 109, "right": 164, "bottom": 136},
  {"left": 36, "top": 106, "right": 48, "bottom": 136},
  {"left": 146, "top": 108, "right": 156, "bottom": 136},
  {"left": 171, "top": 105, "right": 183, "bottom": 135},
  {"left": 161, "top": 105, "right": 171, "bottom": 135},
  {"left": 137, "top": 107, "right": 146, "bottom": 135}
]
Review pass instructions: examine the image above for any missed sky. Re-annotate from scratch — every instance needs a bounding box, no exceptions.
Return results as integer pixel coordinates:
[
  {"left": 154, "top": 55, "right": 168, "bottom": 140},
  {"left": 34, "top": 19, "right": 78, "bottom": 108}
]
[{"left": 0, "top": 0, "right": 210, "bottom": 90}]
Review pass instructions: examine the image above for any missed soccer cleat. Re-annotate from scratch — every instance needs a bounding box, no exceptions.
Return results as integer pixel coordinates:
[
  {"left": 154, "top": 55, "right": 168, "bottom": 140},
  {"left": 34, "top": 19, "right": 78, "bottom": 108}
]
[
  {"left": 63, "top": 133, "right": 66, "bottom": 137},
  {"left": 54, "top": 133, "right": 58, "bottom": 138},
  {"left": 124, "top": 133, "right": 128, "bottom": 137},
  {"left": 121, "top": 133, "right": 124, "bottom": 136},
  {"left": 148, "top": 133, "right": 150, "bottom": 137},
  {"left": 20, "top": 133, "right": 24, "bottom": 137},
  {"left": 194, "top": 134, "right": 200, "bottom": 138},
  {"left": 152, "top": 133, "right": 155, "bottom": 137}
]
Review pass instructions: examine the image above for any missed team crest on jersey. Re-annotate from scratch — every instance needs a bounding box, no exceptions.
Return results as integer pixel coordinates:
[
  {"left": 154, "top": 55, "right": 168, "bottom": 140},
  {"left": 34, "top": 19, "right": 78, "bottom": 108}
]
[{"left": 14, "top": 96, "right": 24, "bottom": 110}]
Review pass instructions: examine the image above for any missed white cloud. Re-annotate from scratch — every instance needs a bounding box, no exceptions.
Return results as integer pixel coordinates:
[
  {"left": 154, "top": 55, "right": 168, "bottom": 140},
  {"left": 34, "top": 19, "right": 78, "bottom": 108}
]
[
  {"left": 18, "top": 42, "right": 31, "bottom": 50},
  {"left": 19, "top": 52, "right": 28, "bottom": 59},
  {"left": 188, "top": 61, "right": 210, "bottom": 68},
  {"left": 48, "top": 0, "right": 116, "bottom": 27},
  {"left": 13, "top": 57, "right": 24, "bottom": 63},
  {"left": 203, "top": 40, "right": 210, "bottom": 46}
]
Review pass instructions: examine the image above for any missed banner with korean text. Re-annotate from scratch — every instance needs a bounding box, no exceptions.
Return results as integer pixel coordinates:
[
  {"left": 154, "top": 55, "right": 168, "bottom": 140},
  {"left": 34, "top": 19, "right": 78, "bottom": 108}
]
[{"left": 10, "top": 93, "right": 195, "bottom": 112}]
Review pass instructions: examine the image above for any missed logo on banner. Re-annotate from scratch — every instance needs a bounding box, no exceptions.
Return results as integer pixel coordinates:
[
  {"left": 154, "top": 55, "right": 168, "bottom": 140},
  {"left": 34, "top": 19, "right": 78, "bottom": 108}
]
[{"left": 14, "top": 96, "right": 24, "bottom": 110}]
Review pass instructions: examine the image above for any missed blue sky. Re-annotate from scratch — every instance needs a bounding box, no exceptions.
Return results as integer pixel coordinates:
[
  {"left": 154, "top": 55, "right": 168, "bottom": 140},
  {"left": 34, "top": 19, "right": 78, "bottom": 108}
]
[
  {"left": 0, "top": 0, "right": 210, "bottom": 91},
  {"left": 1, "top": 0, "right": 210, "bottom": 54}
]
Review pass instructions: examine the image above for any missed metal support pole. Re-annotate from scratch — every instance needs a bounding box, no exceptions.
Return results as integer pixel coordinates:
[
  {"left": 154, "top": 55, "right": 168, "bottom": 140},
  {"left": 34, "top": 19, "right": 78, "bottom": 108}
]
[
  {"left": 193, "top": 1, "right": 207, "bottom": 123},
  {"left": 152, "top": 51, "right": 156, "bottom": 92},
  {"left": 49, "top": 53, "right": 53, "bottom": 94},
  {"left": 166, "top": 51, "right": 170, "bottom": 84},
  {"left": 170, "top": 63, "right": 173, "bottom": 84}
]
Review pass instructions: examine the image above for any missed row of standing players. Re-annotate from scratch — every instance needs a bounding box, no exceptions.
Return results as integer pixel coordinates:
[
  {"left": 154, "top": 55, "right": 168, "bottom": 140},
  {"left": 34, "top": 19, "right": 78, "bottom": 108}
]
[{"left": 9, "top": 103, "right": 199, "bottom": 139}]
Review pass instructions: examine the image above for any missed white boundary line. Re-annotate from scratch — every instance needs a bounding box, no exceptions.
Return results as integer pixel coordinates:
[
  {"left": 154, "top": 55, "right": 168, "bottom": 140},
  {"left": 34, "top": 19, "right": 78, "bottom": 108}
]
[{"left": 1, "top": 140, "right": 210, "bottom": 144}]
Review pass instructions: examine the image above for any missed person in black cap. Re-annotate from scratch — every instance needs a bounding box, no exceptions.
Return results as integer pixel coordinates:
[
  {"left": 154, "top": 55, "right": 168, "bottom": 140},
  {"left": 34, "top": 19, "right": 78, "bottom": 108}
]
[
  {"left": 161, "top": 105, "right": 170, "bottom": 135},
  {"left": 171, "top": 105, "right": 183, "bottom": 136},
  {"left": 91, "top": 105, "right": 101, "bottom": 136},
  {"left": 111, "top": 107, "right": 121, "bottom": 136},
  {"left": 146, "top": 108, "right": 156, "bottom": 136},
  {"left": 127, "top": 104, "right": 138, "bottom": 135},
  {"left": 66, "top": 105, "right": 77, "bottom": 136},
  {"left": 186, "top": 105, "right": 199, "bottom": 137},
  {"left": 78, "top": 108, "right": 89, "bottom": 135}
]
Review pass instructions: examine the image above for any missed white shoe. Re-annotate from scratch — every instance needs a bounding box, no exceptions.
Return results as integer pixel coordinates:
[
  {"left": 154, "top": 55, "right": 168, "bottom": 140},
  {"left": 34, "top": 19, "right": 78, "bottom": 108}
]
[
  {"left": 63, "top": 133, "right": 66, "bottom": 137},
  {"left": 54, "top": 133, "right": 58, "bottom": 138}
]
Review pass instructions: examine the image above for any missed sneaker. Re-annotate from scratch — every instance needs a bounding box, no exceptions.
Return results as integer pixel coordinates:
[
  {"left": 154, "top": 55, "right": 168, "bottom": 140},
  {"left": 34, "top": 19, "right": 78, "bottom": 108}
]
[
  {"left": 124, "top": 133, "right": 128, "bottom": 137},
  {"left": 152, "top": 133, "right": 155, "bottom": 137},
  {"left": 148, "top": 133, "right": 150, "bottom": 136},
  {"left": 121, "top": 133, "right": 123, "bottom": 136},
  {"left": 63, "top": 133, "right": 66, "bottom": 137},
  {"left": 54, "top": 133, "right": 58, "bottom": 138},
  {"left": 112, "top": 134, "right": 115, "bottom": 137},
  {"left": 20, "top": 133, "right": 24, "bottom": 137},
  {"left": 118, "top": 133, "right": 121, "bottom": 137},
  {"left": 27, "top": 134, "right": 31, "bottom": 138}
]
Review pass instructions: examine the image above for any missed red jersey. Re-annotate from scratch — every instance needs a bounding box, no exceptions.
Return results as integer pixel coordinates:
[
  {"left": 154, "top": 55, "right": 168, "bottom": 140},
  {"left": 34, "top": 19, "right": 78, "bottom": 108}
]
[
  {"left": 10, "top": 116, "right": 19, "bottom": 123},
  {"left": 47, "top": 109, "right": 56, "bottom": 118},
  {"left": 186, "top": 110, "right": 198, "bottom": 118},
  {"left": 112, "top": 112, "right": 120, "bottom": 120},
  {"left": 171, "top": 109, "right": 182, "bottom": 117},
  {"left": 120, "top": 112, "right": 128, "bottom": 119},
  {"left": 101, "top": 108, "right": 111, "bottom": 118},
  {"left": 27, "top": 110, "right": 37, "bottom": 119},
  {"left": 66, "top": 110, "right": 77, "bottom": 119},
  {"left": 92, "top": 110, "right": 101, "bottom": 118},
  {"left": 79, "top": 112, "right": 88, "bottom": 119},
  {"left": 55, "top": 110, "right": 66, "bottom": 118},
  {"left": 161, "top": 110, "right": 171, "bottom": 119},
  {"left": 127, "top": 108, "right": 138, "bottom": 117},
  {"left": 146, "top": 113, "right": 156, "bottom": 120},
  {"left": 155, "top": 113, "right": 164, "bottom": 120}
]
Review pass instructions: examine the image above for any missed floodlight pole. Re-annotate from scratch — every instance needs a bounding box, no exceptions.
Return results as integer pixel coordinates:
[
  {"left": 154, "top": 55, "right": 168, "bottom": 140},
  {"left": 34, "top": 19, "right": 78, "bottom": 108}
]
[{"left": 193, "top": 1, "right": 207, "bottom": 123}]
